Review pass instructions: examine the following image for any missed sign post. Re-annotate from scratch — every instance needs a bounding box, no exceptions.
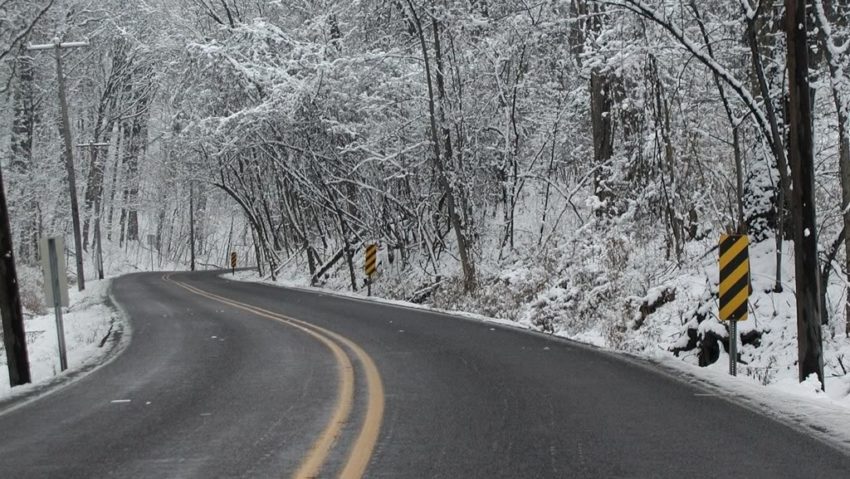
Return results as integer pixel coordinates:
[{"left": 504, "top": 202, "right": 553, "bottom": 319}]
[
  {"left": 365, "top": 244, "right": 378, "bottom": 296},
  {"left": 718, "top": 234, "right": 750, "bottom": 376},
  {"left": 230, "top": 252, "right": 237, "bottom": 275},
  {"left": 39, "top": 237, "right": 69, "bottom": 372}
]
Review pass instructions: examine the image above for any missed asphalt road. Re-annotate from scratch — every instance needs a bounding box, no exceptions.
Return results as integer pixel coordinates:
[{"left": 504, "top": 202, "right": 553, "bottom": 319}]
[{"left": 1, "top": 271, "right": 849, "bottom": 478}]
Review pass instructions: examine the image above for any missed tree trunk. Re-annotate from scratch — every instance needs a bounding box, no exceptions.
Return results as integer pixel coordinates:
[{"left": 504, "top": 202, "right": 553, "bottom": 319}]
[
  {"left": 841, "top": 132, "right": 850, "bottom": 337},
  {"left": 0, "top": 164, "right": 31, "bottom": 386},
  {"left": 82, "top": 46, "right": 125, "bottom": 250},
  {"left": 404, "top": 0, "right": 476, "bottom": 291},
  {"left": 813, "top": 0, "right": 850, "bottom": 336},
  {"left": 432, "top": 16, "right": 476, "bottom": 291},
  {"left": 106, "top": 125, "right": 124, "bottom": 241},
  {"left": 590, "top": 69, "right": 615, "bottom": 215},
  {"left": 747, "top": 9, "right": 792, "bottom": 291},
  {"left": 195, "top": 183, "right": 207, "bottom": 255},
  {"left": 189, "top": 182, "right": 195, "bottom": 271},
  {"left": 539, "top": 115, "right": 560, "bottom": 245},
  {"left": 9, "top": 48, "right": 37, "bottom": 263},
  {"left": 121, "top": 77, "right": 151, "bottom": 243}
]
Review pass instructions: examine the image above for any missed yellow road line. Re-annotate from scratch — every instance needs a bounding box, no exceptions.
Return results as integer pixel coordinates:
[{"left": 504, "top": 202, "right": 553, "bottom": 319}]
[
  {"left": 328, "top": 332, "right": 384, "bottom": 479},
  {"left": 164, "top": 275, "right": 384, "bottom": 478},
  {"left": 167, "top": 279, "right": 353, "bottom": 478}
]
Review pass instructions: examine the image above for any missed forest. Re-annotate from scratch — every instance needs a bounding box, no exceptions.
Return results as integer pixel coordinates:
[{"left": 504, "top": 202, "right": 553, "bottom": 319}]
[{"left": 2, "top": 0, "right": 850, "bottom": 388}]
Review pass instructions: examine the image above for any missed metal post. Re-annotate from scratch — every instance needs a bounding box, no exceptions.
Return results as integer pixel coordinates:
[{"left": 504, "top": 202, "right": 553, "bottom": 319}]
[
  {"left": 367, "top": 278, "right": 372, "bottom": 297},
  {"left": 729, "top": 319, "right": 737, "bottom": 376},
  {"left": 48, "top": 238, "right": 68, "bottom": 371}
]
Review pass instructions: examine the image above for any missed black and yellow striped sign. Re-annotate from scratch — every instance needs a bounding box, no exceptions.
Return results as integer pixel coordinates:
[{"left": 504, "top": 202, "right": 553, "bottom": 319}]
[
  {"left": 365, "top": 244, "right": 378, "bottom": 277},
  {"left": 719, "top": 234, "right": 749, "bottom": 321},
  {"left": 230, "top": 252, "right": 237, "bottom": 269}
]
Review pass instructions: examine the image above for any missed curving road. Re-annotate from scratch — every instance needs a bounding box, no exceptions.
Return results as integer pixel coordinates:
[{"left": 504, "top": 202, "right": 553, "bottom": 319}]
[{"left": 1, "top": 270, "right": 849, "bottom": 478}]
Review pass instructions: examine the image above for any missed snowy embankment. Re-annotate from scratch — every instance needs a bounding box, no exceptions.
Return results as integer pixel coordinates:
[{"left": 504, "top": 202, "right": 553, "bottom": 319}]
[
  {"left": 0, "top": 279, "right": 123, "bottom": 401},
  {"left": 635, "top": 238, "right": 850, "bottom": 401},
  {"left": 229, "top": 234, "right": 850, "bottom": 449}
]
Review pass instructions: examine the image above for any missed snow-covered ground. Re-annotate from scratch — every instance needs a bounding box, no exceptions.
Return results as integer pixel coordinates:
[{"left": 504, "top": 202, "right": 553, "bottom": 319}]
[
  {"left": 0, "top": 279, "right": 124, "bottom": 401},
  {"left": 629, "top": 238, "right": 850, "bottom": 398}
]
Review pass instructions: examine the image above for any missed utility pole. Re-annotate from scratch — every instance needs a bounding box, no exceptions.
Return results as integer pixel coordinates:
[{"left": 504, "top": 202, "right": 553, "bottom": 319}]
[
  {"left": 189, "top": 181, "right": 195, "bottom": 271},
  {"left": 28, "top": 38, "right": 89, "bottom": 291},
  {"left": 77, "top": 142, "right": 109, "bottom": 280},
  {"left": 0, "top": 163, "right": 31, "bottom": 386},
  {"left": 785, "top": 0, "right": 825, "bottom": 388}
]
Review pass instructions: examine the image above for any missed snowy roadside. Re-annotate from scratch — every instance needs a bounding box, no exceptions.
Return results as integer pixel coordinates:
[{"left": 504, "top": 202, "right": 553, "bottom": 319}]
[
  {"left": 649, "top": 353, "right": 850, "bottom": 450},
  {"left": 0, "top": 279, "right": 126, "bottom": 403},
  {"left": 227, "top": 271, "right": 850, "bottom": 452}
]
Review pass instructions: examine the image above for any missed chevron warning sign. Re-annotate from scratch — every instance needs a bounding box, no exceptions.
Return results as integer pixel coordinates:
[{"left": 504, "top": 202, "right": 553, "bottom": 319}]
[
  {"left": 719, "top": 234, "right": 749, "bottom": 321},
  {"left": 365, "top": 244, "right": 378, "bottom": 277}
]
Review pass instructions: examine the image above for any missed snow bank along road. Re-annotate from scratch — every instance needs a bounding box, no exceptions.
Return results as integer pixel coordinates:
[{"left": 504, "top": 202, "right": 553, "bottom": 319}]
[{"left": 1, "top": 272, "right": 850, "bottom": 478}]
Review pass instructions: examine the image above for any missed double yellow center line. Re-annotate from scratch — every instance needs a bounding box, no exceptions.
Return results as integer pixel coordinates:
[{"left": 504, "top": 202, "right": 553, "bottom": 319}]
[{"left": 163, "top": 274, "right": 385, "bottom": 479}]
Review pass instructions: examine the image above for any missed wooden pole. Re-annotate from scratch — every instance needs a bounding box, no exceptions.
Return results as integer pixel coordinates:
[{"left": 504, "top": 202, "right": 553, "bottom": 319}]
[
  {"left": 785, "top": 0, "right": 825, "bottom": 387},
  {"left": 29, "top": 39, "right": 89, "bottom": 290},
  {"left": 54, "top": 40, "right": 85, "bottom": 290}
]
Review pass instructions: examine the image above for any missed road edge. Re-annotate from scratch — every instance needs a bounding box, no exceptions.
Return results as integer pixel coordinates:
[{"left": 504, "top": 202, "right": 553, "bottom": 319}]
[{"left": 642, "top": 355, "right": 850, "bottom": 456}]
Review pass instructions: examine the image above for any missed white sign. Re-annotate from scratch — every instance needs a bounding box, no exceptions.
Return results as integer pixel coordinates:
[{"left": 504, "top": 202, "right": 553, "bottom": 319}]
[{"left": 39, "top": 236, "right": 69, "bottom": 307}]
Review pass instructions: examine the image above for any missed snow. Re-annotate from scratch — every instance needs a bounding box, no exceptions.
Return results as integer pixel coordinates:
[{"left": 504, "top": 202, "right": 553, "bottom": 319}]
[
  {"left": 739, "top": 0, "right": 757, "bottom": 21},
  {"left": 612, "top": 0, "right": 774, "bottom": 140},
  {"left": 0, "top": 279, "right": 124, "bottom": 401},
  {"left": 227, "top": 269, "right": 538, "bottom": 331},
  {"left": 655, "top": 356, "right": 850, "bottom": 448}
]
